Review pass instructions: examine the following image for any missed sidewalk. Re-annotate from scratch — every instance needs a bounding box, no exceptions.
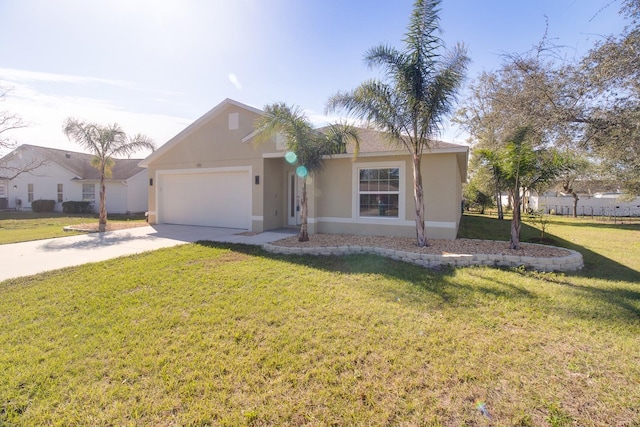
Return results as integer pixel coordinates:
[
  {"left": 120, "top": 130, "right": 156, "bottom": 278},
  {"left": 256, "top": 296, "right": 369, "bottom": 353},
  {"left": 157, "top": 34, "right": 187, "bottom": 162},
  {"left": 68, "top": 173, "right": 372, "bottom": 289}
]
[{"left": 0, "top": 224, "right": 296, "bottom": 281}]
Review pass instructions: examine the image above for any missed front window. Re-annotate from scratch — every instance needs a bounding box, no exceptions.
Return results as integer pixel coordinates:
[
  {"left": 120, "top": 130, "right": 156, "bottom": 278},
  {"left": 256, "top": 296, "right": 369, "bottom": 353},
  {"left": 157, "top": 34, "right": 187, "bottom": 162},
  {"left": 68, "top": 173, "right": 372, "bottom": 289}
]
[
  {"left": 28, "top": 183, "right": 34, "bottom": 203},
  {"left": 358, "top": 167, "right": 399, "bottom": 217},
  {"left": 82, "top": 183, "right": 95, "bottom": 202},
  {"left": 57, "top": 183, "right": 63, "bottom": 203}
]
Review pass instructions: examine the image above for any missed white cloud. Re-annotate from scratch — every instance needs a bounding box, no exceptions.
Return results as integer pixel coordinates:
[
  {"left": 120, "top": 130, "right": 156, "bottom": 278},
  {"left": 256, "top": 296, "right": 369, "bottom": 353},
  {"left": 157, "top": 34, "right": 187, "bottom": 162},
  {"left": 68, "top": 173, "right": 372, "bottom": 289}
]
[
  {"left": 0, "top": 67, "right": 131, "bottom": 88},
  {"left": 228, "top": 73, "right": 242, "bottom": 90}
]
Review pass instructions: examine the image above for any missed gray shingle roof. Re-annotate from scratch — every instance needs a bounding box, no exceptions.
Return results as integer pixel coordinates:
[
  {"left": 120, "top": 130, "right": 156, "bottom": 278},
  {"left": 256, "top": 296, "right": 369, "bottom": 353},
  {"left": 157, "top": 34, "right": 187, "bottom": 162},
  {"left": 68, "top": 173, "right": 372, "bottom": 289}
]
[
  {"left": 9, "top": 144, "right": 145, "bottom": 180},
  {"left": 319, "top": 126, "right": 467, "bottom": 154}
]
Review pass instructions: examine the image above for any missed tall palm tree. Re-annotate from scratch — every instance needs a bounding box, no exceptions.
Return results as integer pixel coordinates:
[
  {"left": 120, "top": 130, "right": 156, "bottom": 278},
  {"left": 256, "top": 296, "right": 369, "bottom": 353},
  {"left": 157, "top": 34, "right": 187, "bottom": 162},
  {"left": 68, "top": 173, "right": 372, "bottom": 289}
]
[
  {"left": 326, "top": 0, "right": 469, "bottom": 246},
  {"left": 254, "top": 102, "right": 359, "bottom": 242},
  {"left": 63, "top": 118, "right": 155, "bottom": 232}
]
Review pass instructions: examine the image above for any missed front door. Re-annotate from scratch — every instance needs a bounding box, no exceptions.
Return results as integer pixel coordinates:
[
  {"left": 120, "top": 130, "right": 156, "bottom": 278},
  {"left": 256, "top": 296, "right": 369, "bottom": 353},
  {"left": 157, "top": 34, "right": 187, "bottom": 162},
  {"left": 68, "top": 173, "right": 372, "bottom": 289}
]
[{"left": 287, "top": 172, "right": 300, "bottom": 226}]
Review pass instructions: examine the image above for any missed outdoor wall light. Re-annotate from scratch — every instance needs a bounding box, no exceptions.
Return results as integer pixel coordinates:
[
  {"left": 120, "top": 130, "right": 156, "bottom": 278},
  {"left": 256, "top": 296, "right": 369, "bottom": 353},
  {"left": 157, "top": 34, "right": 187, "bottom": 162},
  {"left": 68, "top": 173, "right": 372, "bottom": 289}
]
[
  {"left": 255, "top": 175, "right": 260, "bottom": 185},
  {"left": 13, "top": 185, "right": 17, "bottom": 190},
  {"left": 149, "top": 178, "right": 153, "bottom": 186}
]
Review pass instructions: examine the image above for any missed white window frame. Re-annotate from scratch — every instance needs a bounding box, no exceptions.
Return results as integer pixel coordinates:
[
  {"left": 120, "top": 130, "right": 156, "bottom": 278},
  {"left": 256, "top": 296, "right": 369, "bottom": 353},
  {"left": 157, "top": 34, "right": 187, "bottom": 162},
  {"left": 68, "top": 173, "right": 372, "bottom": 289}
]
[
  {"left": 82, "top": 183, "right": 96, "bottom": 202},
  {"left": 27, "top": 183, "right": 34, "bottom": 203},
  {"left": 57, "top": 183, "right": 63, "bottom": 203},
  {"left": 352, "top": 161, "right": 404, "bottom": 220}
]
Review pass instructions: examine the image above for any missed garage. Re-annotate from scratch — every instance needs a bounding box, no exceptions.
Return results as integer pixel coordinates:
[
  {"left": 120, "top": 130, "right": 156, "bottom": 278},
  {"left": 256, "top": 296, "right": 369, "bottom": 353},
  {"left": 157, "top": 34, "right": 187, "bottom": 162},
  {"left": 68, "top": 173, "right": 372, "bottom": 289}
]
[{"left": 158, "top": 169, "right": 251, "bottom": 229}]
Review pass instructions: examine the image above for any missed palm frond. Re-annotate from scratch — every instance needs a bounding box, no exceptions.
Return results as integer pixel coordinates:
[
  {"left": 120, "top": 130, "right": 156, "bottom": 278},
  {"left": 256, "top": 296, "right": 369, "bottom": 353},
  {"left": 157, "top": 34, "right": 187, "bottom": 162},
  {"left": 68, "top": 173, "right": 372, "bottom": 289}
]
[{"left": 323, "top": 122, "right": 361, "bottom": 157}]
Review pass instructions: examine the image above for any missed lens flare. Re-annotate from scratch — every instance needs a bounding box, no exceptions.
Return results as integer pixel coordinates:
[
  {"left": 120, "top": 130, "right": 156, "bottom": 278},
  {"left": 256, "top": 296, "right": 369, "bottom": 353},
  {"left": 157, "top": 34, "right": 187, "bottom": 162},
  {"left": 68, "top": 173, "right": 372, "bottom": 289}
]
[
  {"left": 296, "top": 165, "right": 308, "bottom": 178},
  {"left": 285, "top": 151, "right": 297, "bottom": 164}
]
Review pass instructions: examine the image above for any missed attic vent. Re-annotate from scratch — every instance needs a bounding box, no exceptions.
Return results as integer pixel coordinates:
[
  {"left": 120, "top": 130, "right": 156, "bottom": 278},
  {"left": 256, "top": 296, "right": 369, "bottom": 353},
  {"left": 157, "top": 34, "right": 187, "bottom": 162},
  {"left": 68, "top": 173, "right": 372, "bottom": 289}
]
[
  {"left": 65, "top": 153, "right": 71, "bottom": 158},
  {"left": 228, "top": 112, "right": 239, "bottom": 130}
]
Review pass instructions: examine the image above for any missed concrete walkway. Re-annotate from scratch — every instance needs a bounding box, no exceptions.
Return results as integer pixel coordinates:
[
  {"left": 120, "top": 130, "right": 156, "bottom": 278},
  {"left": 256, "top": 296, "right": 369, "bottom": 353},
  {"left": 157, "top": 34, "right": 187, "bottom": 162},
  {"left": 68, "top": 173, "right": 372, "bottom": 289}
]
[{"left": 0, "top": 224, "right": 297, "bottom": 282}]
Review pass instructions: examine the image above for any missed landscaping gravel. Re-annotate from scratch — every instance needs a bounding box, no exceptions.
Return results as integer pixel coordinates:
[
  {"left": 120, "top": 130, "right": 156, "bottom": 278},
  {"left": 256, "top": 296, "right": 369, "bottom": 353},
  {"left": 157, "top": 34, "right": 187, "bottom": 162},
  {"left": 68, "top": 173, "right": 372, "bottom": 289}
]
[{"left": 271, "top": 234, "right": 571, "bottom": 258}]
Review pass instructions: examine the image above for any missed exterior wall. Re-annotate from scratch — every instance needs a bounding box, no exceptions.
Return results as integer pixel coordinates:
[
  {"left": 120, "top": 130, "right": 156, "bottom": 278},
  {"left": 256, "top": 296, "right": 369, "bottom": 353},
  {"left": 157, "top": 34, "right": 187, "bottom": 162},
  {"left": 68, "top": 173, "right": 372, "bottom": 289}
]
[
  {"left": 313, "top": 152, "right": 462, "bottom": 240},
  {"left": 145, "top": 103, "right": 278, "bottom": 231},
  {"left": 422, "top": 153, "right": 460, "bottom": 232},
  {"left": 262, "top": 158, "right": 285, "bottom": 231},
  {"left": 3, "top": 153, "right": 78, "bottom": 211},
  {"left": 126, "top": 170, "right": 149, "bottom": 213}
]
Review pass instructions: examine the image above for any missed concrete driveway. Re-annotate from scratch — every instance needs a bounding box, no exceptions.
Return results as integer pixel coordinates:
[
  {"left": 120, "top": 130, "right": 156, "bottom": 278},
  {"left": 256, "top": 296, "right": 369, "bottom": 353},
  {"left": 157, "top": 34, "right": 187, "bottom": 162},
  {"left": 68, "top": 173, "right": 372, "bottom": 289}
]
[{"left": 0, "top": 224, "right": 296, "bottom": 282}]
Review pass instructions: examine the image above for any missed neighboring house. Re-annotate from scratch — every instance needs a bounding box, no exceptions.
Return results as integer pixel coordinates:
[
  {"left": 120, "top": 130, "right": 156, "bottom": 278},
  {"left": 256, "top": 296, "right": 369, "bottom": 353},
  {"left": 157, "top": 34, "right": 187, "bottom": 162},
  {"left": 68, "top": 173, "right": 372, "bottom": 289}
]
[
  {"left": 530, "top": 191, "right": 640, "bottom": 217},
  {"left": 140, "top": 98, "right": 468, "bottom": 239},
  {"left": 0, "top": 144, "right": 148, "bottom": 213}
]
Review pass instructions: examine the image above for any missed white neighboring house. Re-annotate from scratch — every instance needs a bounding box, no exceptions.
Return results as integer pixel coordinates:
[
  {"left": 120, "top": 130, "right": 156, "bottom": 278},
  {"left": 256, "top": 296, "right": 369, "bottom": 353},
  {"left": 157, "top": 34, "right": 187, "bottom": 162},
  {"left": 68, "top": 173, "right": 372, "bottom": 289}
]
[
  {"left": 530, "top": 191, "right": 640, "bottom": 217},
  {"left": 0, "top": 144, "right": 148, "bottom": 213}
]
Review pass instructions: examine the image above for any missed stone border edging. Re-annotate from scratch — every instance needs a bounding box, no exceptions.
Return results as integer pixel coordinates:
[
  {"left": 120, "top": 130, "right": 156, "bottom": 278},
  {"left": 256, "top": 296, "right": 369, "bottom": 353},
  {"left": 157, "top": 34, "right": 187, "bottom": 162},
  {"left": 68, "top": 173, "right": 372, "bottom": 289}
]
[{"left": 261, "top": 241, "right": 583, "bottom": 272}]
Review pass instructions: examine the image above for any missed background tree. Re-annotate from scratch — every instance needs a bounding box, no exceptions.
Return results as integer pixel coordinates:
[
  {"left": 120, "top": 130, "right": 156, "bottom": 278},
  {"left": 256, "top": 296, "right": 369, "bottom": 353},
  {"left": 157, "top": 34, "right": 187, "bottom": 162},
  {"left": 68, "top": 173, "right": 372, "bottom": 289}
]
[
  {"left": 463, "top": 174, "right": 494, "bottom": 214},
  {"left": 472, "top": 145, "right": 507, "bottom": 220},
  {"left": 254, "top": 103, "right": 359, "bottom": 242},
  {"left": 577, "top": 0, "right": 639, "bottom": 194},
  {"left": 0, "top": 86, "right": 46, "bottom": 179},
  {"left": 457, "top": 1, "right": 639, "bottom": 198},
  {"left": 63, "top": 118, "right": 155, "bottom": 232},
  {"left": 326, "top": 0, "right": 469, "bottom": 247},
  {"left": 0, "top": 86, "right": 27, "bottom": 152},
  {"left": 555, "top": 152, "right": 593, "bottom": 217}
]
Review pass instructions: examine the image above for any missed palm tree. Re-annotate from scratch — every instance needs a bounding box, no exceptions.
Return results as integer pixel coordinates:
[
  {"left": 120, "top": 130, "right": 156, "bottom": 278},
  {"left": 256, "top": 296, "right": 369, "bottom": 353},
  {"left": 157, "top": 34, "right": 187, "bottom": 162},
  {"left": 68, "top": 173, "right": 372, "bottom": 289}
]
[
  {"left": 323, "top": 121, "right": 361, "bottom": 156},
  {"left": 326, "top": 0, "right": 469, "bottom": 246},
  {"left": 499, "top": 128, "right": 569, "bottom": 249},
  {"left": 254, "top": 103, "right": 359, "bottom": 242},
  {"left": 63, "top": 118, "right": 155, "bottom": 232}
]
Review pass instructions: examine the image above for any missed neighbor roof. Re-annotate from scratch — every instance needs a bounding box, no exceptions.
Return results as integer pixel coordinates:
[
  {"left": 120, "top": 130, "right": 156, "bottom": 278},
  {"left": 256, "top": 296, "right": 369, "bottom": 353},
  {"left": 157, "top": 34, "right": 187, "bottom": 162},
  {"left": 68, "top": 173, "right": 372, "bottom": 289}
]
[{"left": 2, "top": 144, "right": 145, "bottom": 180}]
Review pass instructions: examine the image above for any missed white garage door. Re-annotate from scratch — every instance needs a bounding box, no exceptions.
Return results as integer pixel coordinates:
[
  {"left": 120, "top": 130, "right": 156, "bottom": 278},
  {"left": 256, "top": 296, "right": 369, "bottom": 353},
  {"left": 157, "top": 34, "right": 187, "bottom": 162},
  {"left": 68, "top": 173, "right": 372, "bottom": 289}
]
[{"left": 160, "top": 170, "right": 250, "bottom": 229}]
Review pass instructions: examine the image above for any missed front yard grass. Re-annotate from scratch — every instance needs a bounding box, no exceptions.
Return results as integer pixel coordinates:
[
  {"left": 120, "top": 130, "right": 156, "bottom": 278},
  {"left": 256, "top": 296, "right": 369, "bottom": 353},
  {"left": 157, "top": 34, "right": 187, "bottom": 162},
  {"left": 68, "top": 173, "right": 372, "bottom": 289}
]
[
  {"left": 0, "top": 214, "right": 638, "bottom": 425},
  {"left": 0, "top": 211, "right": 146, "bottom": 244}
]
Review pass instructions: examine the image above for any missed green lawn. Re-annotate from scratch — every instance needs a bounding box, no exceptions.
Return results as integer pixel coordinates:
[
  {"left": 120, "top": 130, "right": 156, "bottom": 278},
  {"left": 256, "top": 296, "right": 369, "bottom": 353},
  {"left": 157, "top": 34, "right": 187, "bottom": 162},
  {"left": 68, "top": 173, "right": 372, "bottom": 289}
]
[
  {"left": 0, "top": 211, "right": 146, "bottom": 244},
  {"left": 1, "top": 214, "right": 638, "bottom": 425}
]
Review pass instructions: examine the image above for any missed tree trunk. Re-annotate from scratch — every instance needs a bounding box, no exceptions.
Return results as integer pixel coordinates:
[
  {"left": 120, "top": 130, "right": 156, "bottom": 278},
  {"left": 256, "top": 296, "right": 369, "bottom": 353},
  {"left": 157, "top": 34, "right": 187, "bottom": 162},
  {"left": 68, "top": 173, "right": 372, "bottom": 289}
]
[
  {"left": 495, "top": 185, "right": 503, "bottom": 220},
  {"left": 98, "top": 165, "right": 107, "bottom": 233},
  {"left": 412, "top": 154, "right": 428, "bottom": 247},
  {"left": 562, "top": 183, "right": 579, "bottom": 218},
  {"left": 298, "top": 179, "right": 309, "bottom": 242},
  {"left": 510, "top": 185, "right": 521, "bottom": 249}
]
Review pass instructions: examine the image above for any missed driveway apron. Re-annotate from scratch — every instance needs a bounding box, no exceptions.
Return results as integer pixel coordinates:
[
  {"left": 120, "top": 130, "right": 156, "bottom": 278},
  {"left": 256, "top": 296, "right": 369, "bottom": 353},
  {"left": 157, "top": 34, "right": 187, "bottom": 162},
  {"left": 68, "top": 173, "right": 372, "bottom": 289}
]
[{"left": 0, "top": 224, "right": 296, "bottom": 281}]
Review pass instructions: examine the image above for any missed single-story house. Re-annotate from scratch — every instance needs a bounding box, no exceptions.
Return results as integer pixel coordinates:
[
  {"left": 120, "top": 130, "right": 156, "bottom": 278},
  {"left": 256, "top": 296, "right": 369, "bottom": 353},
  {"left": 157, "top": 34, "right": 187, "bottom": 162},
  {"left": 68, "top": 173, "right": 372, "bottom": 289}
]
[
  {"left": 0, "top": 144, "right": 148, "bottom": 213},
  {"left": 530, "top": 191, "right": 640, "bottom": 217},
  {"left": 140, "top": 98, "right": 468, "bottom": 239}
]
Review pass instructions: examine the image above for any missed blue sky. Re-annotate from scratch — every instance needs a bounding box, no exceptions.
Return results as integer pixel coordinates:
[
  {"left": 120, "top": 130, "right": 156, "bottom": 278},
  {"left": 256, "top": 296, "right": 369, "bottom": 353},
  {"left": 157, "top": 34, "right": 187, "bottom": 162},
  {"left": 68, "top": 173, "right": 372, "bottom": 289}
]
[{"left": 0, "top": 0, "right": 628, "bottom": 156}]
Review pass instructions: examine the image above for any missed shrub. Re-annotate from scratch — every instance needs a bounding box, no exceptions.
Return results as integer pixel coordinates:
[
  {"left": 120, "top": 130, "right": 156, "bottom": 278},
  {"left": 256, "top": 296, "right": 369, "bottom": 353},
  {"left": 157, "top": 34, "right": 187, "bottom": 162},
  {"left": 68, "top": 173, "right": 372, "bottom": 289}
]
[
  {"left": 62, "top": 201, "right": 94, "bottom": 214},
  {"left": 31, "top": 199, "right": 56, "bottom": 212}
]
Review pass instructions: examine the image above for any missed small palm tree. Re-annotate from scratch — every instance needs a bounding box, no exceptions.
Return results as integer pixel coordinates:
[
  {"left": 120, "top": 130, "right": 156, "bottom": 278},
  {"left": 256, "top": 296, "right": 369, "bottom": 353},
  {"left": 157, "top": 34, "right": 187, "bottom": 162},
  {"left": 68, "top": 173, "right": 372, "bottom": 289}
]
[
  {"left": 254, "top": 103, "right": 359, "bottom": 241},
  {"left": 327, "top": 0, "right": 469, "bottom": 246},
  {"left": 499, "top": 127, "right": 570, "bottom": 249},
  {"left": 323, "top": 121, "right": 361, "bottom": 156},
  {"left": 63, "top": 118, "right": 155, "bottom": 232}
]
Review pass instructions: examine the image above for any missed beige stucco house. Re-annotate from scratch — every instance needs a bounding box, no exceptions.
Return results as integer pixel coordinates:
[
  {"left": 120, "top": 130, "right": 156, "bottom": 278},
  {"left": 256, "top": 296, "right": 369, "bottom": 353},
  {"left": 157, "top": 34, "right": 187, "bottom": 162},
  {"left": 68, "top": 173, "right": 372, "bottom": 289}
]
[{"left": 140, "top": 98, "right": 468, "bottom": 239}]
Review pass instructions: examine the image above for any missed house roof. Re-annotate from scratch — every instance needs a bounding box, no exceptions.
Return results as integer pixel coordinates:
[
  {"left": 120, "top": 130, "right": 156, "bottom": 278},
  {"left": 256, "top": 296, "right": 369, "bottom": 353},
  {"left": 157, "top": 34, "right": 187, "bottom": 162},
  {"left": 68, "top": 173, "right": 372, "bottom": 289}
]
[
  {"left": 140, "top": 97, "right": 469, "bottom": 168},
  {"left": 318, "top": 126, "right": 468, "bottom": 154},
  {"left": 139, "top": 98, "right": 262, "bottom": 167},
  {"left": 1, "top": 144, "right": 145, "bottom": 180}
]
